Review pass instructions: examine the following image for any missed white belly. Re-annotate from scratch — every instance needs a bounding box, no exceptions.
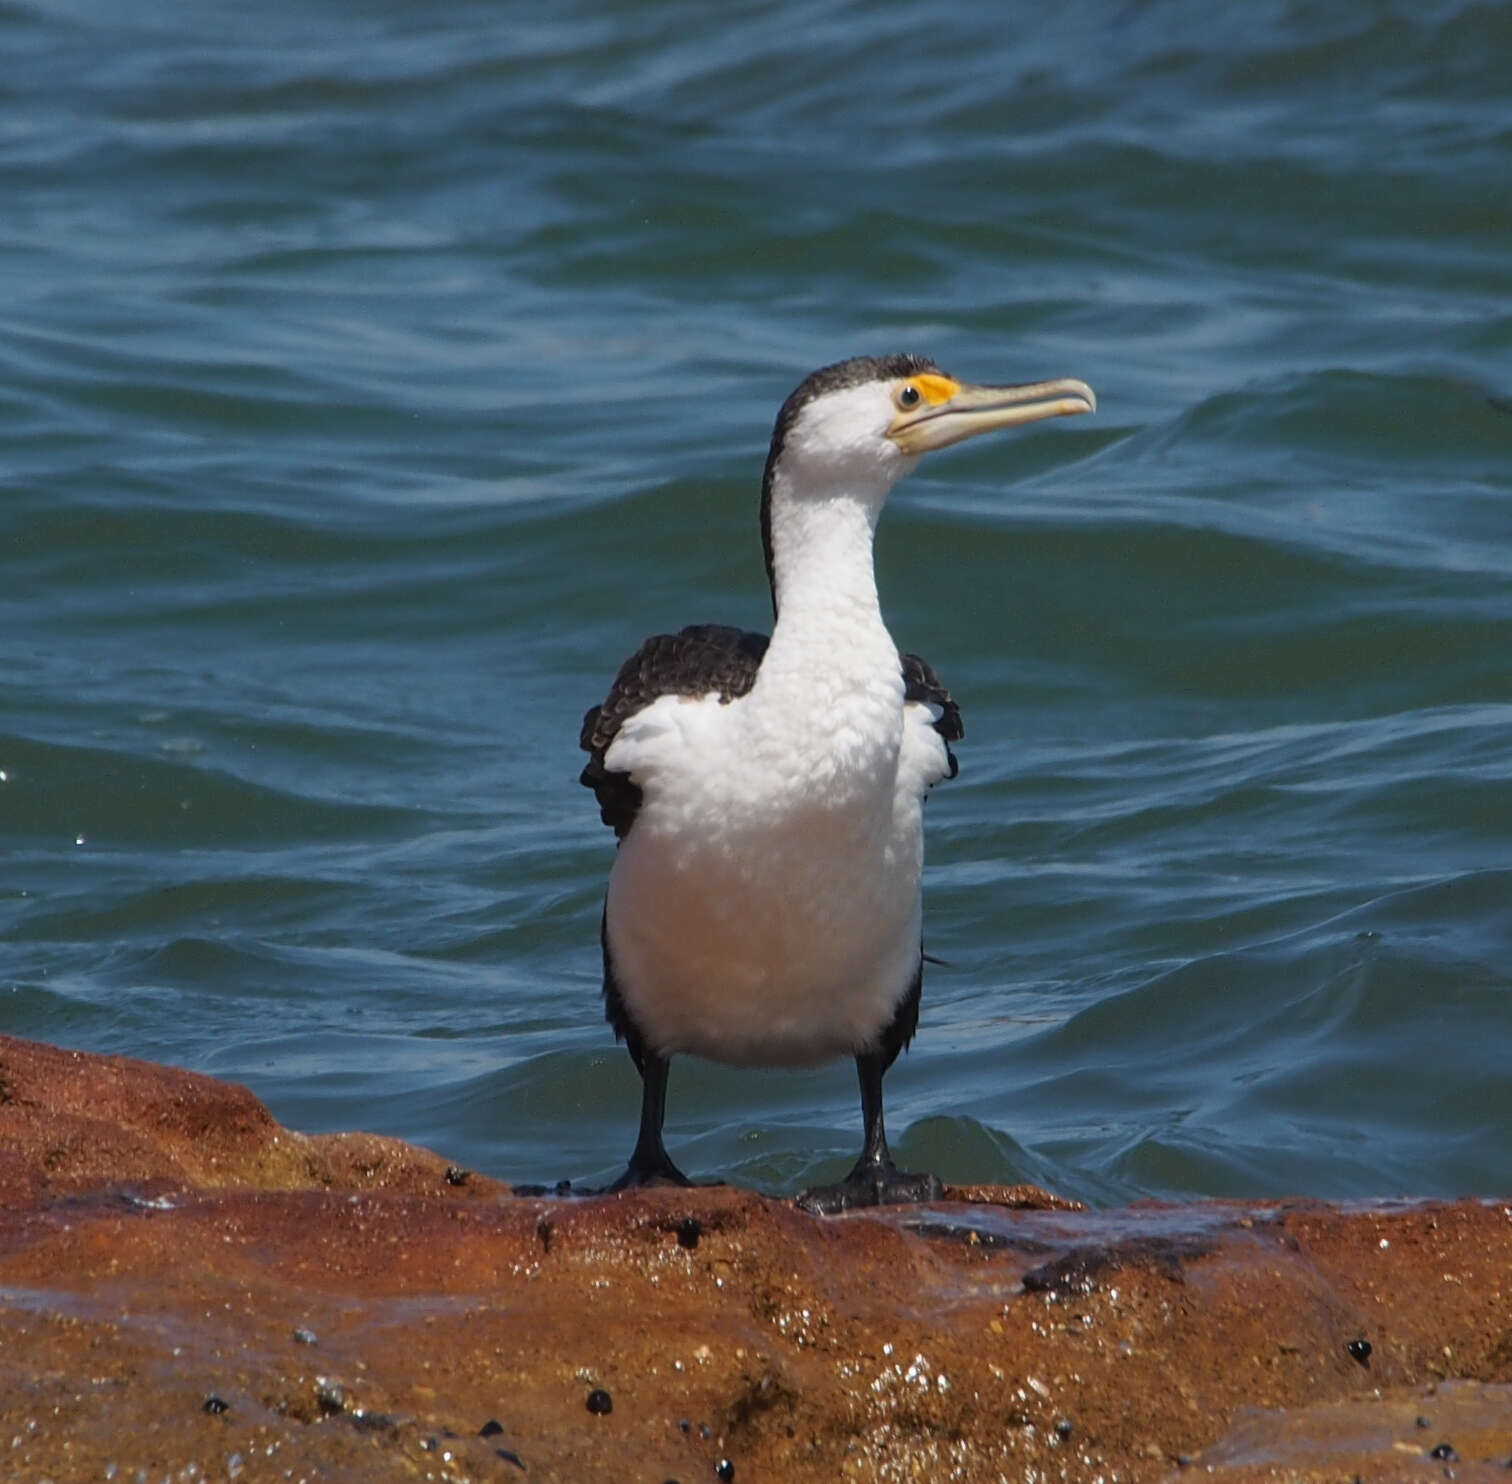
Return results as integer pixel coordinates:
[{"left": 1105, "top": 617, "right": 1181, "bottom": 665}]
[{"left": 603, "top": 690, "right": 947, "bottom": 1067}]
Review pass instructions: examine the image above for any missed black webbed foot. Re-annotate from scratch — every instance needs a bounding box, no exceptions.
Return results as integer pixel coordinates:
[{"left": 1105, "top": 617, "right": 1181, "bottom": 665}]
[
  {"left": 796, "top": 1045, "right": 943, "bottom": 1216},
  {"left": 606, "top": 1149, "right": 695, "bottom": 1192},
  {"left": 603, "top": 1048, "right": 721, "bottom": 1193},
  {"left": 796, "top": 1157, "right": 943, "bottom": 1216}
]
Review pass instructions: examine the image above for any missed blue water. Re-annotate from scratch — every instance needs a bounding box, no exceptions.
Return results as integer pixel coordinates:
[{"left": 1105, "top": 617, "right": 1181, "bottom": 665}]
[{"left": 3, "top": 0, "right": 1510, "bottom": 1204}]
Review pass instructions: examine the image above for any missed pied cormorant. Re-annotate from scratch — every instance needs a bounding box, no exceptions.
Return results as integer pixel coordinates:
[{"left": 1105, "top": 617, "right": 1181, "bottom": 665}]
[{"left": 580, "top": 353, "right": 1095, "bottom": 1213}]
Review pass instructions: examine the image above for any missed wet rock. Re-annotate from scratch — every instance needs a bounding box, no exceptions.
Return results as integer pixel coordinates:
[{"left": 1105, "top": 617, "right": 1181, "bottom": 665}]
[
  {"left": 1020, "top": 1233, "right": 1200, "bottom": 1294},
  {"left": 0, "top": 1031, "right": 505, "bottom": 1201},
  {"left": 585, "top": 1387, "right": 612, "bottom": 1415},
  {"left": 1196, "top": 1379, "right": 1512, "bottom": 1475},
  {"left": 3, "top": 1033, "right": 1512, "bottom": 1482}
]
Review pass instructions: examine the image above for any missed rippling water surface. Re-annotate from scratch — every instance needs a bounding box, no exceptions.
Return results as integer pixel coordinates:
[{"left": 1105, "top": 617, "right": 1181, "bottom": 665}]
[{"left": 4, "top": 0, "right": 1510, "bottom": 1202}]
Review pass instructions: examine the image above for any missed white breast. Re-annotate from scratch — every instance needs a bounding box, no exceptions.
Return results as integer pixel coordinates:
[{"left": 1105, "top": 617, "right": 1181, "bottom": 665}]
[{"left": 603, "top": 654, "right": 947, "bottom": 1068}]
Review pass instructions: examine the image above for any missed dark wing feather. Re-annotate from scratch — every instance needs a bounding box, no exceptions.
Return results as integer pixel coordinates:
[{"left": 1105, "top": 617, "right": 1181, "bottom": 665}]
[
  {"left": 579, "top": 624, "right": 770, "bottom": 839},
  {"left": 900, "top": 651, "right": 963, "bottom": 781}
]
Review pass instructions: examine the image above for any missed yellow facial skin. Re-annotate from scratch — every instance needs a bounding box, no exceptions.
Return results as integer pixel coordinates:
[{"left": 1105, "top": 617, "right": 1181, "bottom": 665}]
[
  {"left": 888, "top": 375, "right": 1096, "bottom": 454},
  {"left": 907, "top": 373, "right": 962, "bottom": 407}
]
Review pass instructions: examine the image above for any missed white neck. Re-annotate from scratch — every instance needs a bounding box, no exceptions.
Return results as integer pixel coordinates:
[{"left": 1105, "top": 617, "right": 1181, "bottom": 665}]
[
  {"left": 752, "top": 475, "right": 903, "bottom": 757},
  {"left": 768, "top": 480, "right": 886, "bottom": 628}
]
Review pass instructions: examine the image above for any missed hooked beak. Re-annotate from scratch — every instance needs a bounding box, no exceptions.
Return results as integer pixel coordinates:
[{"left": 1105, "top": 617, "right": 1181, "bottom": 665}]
[{"left": 888, "top": 376, "right": 1096, "bottom": 455}]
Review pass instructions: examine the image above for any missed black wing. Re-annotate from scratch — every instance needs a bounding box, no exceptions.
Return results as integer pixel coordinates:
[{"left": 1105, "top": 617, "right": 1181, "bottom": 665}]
[
  {"left": 580, "top": 630, "right": 963, "bottom": 838},
  {"left": 901, "top": 651, "right": 964, "bottom": 781},
  {"left": 579, "top": 624, "right": 770, "bottom": 839}
]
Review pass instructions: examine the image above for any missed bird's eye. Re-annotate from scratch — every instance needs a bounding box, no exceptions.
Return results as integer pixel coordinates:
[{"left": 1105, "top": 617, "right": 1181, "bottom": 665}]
[{"left": 897, "top": 384, "right": 921, "bottom": 409}]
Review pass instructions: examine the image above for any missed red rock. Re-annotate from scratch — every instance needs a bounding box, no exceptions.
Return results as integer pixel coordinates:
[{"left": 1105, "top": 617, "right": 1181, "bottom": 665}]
[
  {"left": 0, "top": 1033, "right": 497, "bottom": 1200},
  {"left": 1, "top": 1031, "right": 1510, "bottom": 1481}
]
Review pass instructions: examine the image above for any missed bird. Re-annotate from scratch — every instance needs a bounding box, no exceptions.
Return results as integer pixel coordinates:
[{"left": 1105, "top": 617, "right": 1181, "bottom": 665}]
[{"left": 579, "top": 353, "right": 1095, "bottom": 1214}]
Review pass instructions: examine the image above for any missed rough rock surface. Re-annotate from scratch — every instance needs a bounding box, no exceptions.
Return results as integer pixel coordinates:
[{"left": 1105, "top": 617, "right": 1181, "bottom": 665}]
[{"left": 1, "top": 1031, "right": 1510, "bottom": 1482}]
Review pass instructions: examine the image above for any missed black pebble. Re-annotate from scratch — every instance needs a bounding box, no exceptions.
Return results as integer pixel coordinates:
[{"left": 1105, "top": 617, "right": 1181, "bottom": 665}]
[
  {"left": 678, "top": 1419, "right": 691, "bottom": 1434},
  {"left": 1346, "top": 1338, "right": 1372, "bottom": 1365},
  {"left": 292, "top": 1326, "right": 317, "bottom": 1345},
  {"left": 677, "top": 1216, "right": 702, "bottom": 1250},
  {"left": 445, "top": 1165, "right": 470, "bottom": 1187},
  {"left": 716, "top": 1461, "right": 735, "bottom": 1482},
  {"left": 586, "top": 1388, "right": 613, "bottom": 1416},
  {"left": 478, "top": 1419, "right": 505, "bottom": 1438},
  {"left": 315, "top": 1379, "right": 347, "bottom": 1415},
  {"left": 202, "top": 1394, "right": 229, "bottom": 1415},
  {"left": 1055, "top": 1417, "right": 1074, "bottom": 1439},
  {"left": 1430, "top": 1443, "right": 1459, "bottom": 1462}
]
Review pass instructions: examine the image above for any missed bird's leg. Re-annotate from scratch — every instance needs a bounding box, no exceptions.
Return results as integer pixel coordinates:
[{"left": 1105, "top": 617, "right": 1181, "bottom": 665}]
[
  {"left": 607, "top": 1051, "right": 692, "bottom": 1190},
  {"left": 796, "top": 1051, "right": 944, "bottom": 1215}
]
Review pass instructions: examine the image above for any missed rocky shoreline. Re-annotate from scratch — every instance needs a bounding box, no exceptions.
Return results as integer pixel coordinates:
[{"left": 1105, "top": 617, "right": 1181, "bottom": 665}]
[{"left": 2, "top": 1032, "right": 1509, "bottom": 1481}]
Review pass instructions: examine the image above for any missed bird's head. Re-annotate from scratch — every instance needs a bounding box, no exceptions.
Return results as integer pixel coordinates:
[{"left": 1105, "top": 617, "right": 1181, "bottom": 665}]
[
  {"left": 759, "top": 353, "right": 1095, "bottom": 604},
  {"left": 769, "top": 353, "right": 1094, "bottom": 492}
]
